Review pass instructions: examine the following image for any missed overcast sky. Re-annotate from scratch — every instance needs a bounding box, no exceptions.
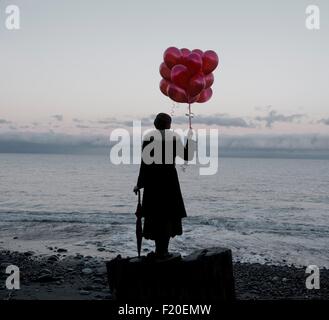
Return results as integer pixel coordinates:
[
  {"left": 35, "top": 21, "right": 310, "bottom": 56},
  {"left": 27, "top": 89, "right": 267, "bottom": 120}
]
[{"left": 0, "top": 0, "right": 328, "bottom": 137}]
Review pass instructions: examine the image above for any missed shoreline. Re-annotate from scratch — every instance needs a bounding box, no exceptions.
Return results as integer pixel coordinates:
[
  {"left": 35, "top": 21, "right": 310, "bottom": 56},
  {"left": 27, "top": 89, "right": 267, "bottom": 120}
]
[{"left": 0, "top": 250, "right": 328, "bottom": 300}]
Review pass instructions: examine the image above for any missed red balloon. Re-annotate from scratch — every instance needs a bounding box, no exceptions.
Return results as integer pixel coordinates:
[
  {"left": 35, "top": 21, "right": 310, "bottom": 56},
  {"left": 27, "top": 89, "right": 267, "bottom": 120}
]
[
  {"left": 192, "top": 49, "right": 203, "bottom": 57},
  {"left": 202, "top": 50, "right": 219, "bottom": 74},
  {"left": 171, "top": 64, "right": 190, "bottom": 89},
  {"left": 188, "top": 94, "right": 200, "bottom": 104},
  {"left": 160, "top": 47, "right": 218, "bottom": 104},
  {"left": 182, "top": 53, "right": 203, "bottom": 75},
  {"left": 180, "top": 48, "right": 191, "bottom": 59},
  {"left": 167, "top": 84, "right": 188, "bottom": 103},
  {"left": 197, "top": 88, "right": 213, "bottom": 103},
  {"left": 163, "top": 47, "right": 181, "bottom": 69},
  {"left": 187, "top": 73, "right": 206, "bottom": 98},
  {"left": 204, "top": 73, "right": 214, "bottom": 88},
  {"left": 159, "top": 79, "right": 170, "bottom": 96},
  {"left": 159, "top": 62, "right": 171, "bottom": 81}
]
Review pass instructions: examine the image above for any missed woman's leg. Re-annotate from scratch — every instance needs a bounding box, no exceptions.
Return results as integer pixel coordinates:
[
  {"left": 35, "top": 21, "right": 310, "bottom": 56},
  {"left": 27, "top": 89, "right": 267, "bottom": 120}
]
[{"left": 155, "top": 236, "right": 170, "bottom": 256}]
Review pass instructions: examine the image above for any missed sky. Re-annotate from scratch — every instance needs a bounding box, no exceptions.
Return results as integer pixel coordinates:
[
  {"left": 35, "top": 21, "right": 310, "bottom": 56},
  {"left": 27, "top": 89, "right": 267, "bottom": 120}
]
[{"left": 0, "top": 0, "right": 328, "bottom": 153}]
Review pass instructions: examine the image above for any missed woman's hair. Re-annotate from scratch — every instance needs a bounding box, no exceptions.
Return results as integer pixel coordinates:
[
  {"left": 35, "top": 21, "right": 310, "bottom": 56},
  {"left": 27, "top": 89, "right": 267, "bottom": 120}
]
[{"left": 154, "top": 113, "right": 172, "bottom": 130}]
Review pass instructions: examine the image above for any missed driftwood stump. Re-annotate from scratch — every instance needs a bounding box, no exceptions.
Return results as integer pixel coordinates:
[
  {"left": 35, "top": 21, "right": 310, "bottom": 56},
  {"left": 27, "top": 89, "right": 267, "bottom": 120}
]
[{"left": 106, "top": 247, "right": 235, "bottom": 302}]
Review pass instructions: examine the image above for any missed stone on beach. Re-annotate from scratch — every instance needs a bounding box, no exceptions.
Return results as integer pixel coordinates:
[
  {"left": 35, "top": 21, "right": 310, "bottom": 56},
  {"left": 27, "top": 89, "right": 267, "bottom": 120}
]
[
  {"left": 47, "top": 255, "right": 60, "bottom": 262},
  {"left": 36, "top": 274, "right": 57, "bottom": 283},
  {"left": 82, "top": 268, "right": 93, "bottom": 275},
  {"left": 79, "top": 290, "right": 91, "bottom": 295},
  {"left": 24, "top": 251, "right": 35, "bottom": 257}
]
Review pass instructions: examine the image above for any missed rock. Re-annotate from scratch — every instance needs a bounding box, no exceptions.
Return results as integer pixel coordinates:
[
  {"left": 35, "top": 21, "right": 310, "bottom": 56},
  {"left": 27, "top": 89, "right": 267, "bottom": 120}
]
[
  {"left": 107, "top": 247, "right": 235, "bottom": 302},
  {"left": 39, "top": 269, "right": 52, "bottom": 276},
  {"left": 79, "top": 290, "right": 91, "bottom": 295},
  {"left": 82, "top": 285, "right": 95, "bottom": 291},
  {"left": 94, "top": 279, "right": 104, "bottom": 284},
  {"left": 94, "top": 266, "right": 106, "bottom": 274},
  {"left": 37, "top": 274, "right": 56, "bottom": 283},
  {"left": 97, "top": 248, "right": 106, "bottom": 252},
  {"left": 0, "top": 262, "right": 11, "bottom": 268},
  {"left": 57, "top": 248, "right": 67, "bottom": 253},
  {"left": 24, "top": 251, "right": 35, "bottom": 257},
  {"left": 82, "top": 268, "right": 93, "bottom": 275},
  {"left": 47, "top": 255, "right": 59, "bottom": 262},
  {"left": 13, "top": 236, "right": 18, "bottom": 240}
]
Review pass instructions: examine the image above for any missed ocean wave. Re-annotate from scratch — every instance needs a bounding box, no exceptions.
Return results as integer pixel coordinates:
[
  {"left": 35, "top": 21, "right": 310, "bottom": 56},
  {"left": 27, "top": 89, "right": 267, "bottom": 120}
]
[{"left": 0, "top": 210, "right": 135, "bottom": 224}]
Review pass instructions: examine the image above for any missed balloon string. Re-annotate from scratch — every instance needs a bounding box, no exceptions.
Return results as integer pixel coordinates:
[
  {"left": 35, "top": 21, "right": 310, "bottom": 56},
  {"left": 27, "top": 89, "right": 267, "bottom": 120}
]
[
  {"left": 188, "top": 103, "right": 192, "bottom": 129},
  {"left": 181, "top": 103, "right": 193, "bottom": 173},
  {"left": 170, "top": 102, "right": 179, "bottom": 117}
]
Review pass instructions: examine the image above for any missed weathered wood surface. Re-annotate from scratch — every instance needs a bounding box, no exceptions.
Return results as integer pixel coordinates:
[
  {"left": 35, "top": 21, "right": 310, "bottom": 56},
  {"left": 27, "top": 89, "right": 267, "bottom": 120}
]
[{"left": 106, "top": 247, "right": 235, "bottom": 302}]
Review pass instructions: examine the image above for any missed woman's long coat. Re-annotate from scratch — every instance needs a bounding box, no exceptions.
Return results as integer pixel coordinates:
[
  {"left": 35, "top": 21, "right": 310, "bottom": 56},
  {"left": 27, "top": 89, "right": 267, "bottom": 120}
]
[{"left": 136, "top": 130, "right": 195, "bottom": 240}]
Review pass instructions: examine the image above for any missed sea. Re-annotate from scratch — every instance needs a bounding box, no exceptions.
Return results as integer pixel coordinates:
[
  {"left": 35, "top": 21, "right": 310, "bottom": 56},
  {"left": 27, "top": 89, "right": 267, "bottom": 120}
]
[{"left": 0, "top": 153, "right": 328, "bottom": 267}]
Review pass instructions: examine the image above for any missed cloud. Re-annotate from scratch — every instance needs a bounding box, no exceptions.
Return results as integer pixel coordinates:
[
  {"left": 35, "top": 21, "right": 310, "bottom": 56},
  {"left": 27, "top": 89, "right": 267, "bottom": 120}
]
[
  {"left": 92, "top": 117, "right": 118, "bottom": 125},
  {"left": 121, "top": 114, "right": 253, "bottom": 128},
  {"left": 254, "top": 105, "right": 272, "bottom": 112},
  {"left": 84, "top": 117, "right": 133, "bottom": 128},
  {"left": 96, "top": 120, "right": 113, "bottom": 125},
  {"left": 121, "top": 117, "right": 153, "bottom": 127},
  {"left": 52, "top": 115, "right": 63, "bottom": 121},
  {"left": 173, "top": 114, "right": 254, "bottom": 128},
  {"left": 255, "top": 110, "right": 305, "bottom": 128},
  {"left": 0, "top": 131, "right": 328, "bottom": 159},
  {"left": 0, "top": 131, "right": 109, "bottom": 154},
  {"left": 220, "top": 134, "right": 329, "bottom": 150},
  {"left": 0, "top": 119, "right": 11, "bottom": 124},
  {"left": 72, "top": 118, "right": 84, "bottom": 123},
  {"left": 76, "top": 124, "right": 91, "bottom": 129},
  {"left": 94, "top": 114, "right": 253, "bottom": 128},
  {"left": 318, "top": 118, "right": 329, "bottom": 125},
  {"left": 43, "top": 110, "right": 313, "bottom": 131},
  {"left": 218, "top": 134, "right": 329, "bottom": 159}
]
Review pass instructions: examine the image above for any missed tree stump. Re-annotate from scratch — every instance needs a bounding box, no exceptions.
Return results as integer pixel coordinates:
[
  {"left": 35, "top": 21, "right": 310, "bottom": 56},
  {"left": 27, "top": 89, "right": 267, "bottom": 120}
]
[{"left": 106, "top": 247, "right": 235, "bottom": 302}]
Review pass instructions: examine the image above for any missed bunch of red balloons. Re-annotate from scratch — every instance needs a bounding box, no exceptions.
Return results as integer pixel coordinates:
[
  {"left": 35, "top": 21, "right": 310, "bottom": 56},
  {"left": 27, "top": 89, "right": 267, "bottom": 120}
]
[{"left": 159, "top": 47, "right": 219, "bottom": 104}]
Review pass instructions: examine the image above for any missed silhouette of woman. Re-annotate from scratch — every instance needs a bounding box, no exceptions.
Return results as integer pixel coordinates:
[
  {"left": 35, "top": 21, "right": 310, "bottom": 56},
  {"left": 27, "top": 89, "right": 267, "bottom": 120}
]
[{"left": 134, "top": 113, "right": 195, "bottom": 257}]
